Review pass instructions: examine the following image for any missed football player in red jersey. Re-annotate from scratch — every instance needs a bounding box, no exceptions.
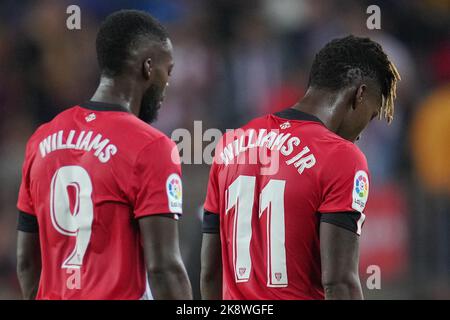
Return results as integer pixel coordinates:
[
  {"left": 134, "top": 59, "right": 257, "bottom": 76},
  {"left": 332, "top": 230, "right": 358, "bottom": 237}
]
[
  {"left": 16, "top": 10, "right": 192, "bottom": 300},
  {"left": 201, "top": 36, "right": 400, "bottom": 300}
]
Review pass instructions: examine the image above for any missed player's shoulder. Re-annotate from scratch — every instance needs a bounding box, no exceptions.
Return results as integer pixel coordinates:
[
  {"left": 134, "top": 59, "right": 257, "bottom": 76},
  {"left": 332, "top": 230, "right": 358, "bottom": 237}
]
[
  {"left": 220, "top": 114, "right": 267, "bottom": 141},
  {"left": 114, "top": 116, "right": 176, "bottom": 158},
  {"left": 139, "top": 125, "right": 175, "bottom": 153},
  {"left": 26, "top": 105, "right": 93, "bottom": 141},
  {"left": 75, "top": 103, "right": 173, "bottom": 149},
  {"left": 25, "top": 107, "right": 77, "bottom": 149},
  {"left": 216, "top": 115, "right": 265, "bottom": 147},
  {"left": 321, "top": 132, "right": 368, "bottom": 168},
  {"left": 214, "top": 112, "right": 289, "bottom": 152},
  {"left": 333, "top": 136, "right": 366, "bottom": 161},
  {"left": 243, "top": 113, "right": 271, "bottom": 130},
  {"left": 117, "top": 113, "right": 169, "bottom": 143}
]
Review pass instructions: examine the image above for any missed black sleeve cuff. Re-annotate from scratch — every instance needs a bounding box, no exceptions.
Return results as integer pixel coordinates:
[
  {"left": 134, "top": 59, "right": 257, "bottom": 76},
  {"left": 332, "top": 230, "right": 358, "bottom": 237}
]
[
  {"left": 17, "top": 211, "right": 39, "bottom": 233},
  {"left": 203, "top": 211, "right": 220, "bottom": 233},
  {"left": 319, "top": 211, "right": 363, "bottom": 235}
]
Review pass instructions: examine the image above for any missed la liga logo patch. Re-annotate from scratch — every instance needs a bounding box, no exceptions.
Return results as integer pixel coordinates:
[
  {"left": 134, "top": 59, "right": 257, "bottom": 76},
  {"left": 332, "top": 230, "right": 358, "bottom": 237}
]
[
  {"left": 352, "top": 170, "right": 369, "bottom": 212},
  {"left": 166, "top": 173, "right": 182, "bottom": 213},
  {"left": 168, "top": 177, "right": 182, "bottom": 199},
  {"left": 355, "top": 174, "right": 368, "bottom": 198}
]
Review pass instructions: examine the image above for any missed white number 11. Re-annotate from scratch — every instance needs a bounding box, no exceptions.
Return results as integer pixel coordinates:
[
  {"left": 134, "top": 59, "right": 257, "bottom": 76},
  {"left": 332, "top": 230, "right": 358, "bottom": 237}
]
[{"left": 226, "top": 175, "right": 288, "bottom": 287}]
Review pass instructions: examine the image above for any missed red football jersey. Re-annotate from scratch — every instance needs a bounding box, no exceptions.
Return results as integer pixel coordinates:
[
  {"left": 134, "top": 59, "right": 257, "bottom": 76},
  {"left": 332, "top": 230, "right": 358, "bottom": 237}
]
[
  {"left": 17, "top": 101, "right": 183, "bottom": 300},
  {"left": 204, "top": 108, "right": 369, "bottom": 300}
]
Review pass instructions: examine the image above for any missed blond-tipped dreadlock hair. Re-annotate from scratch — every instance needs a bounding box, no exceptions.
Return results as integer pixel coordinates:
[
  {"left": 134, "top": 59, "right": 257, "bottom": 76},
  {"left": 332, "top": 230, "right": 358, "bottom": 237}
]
[
  {"left": 381, "top": 60, "right": 401, "bottom": 123},
  {"left": 308, "top": 35, "right": 401, "bottom": 124}
]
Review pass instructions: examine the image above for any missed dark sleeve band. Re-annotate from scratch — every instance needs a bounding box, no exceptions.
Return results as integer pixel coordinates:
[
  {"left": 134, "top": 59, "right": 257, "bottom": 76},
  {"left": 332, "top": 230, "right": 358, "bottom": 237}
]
[
  {"left": 203, "top": 211, "right": 220, "bottom": 233},
  {"left": 319, "top": 211, "right": 363, "bottom": 235},
  {"left": 17, "top": 211, "right": 39, "bottom": 233}
]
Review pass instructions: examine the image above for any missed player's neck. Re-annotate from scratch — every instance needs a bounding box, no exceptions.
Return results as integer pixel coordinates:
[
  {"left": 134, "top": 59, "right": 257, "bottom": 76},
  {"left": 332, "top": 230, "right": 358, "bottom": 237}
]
[
  {"left": 291, "top": 87, "right": 346, "bottom": 134},
  {"left": 90, "top": 76, "right": 141, "bottom": 116}
]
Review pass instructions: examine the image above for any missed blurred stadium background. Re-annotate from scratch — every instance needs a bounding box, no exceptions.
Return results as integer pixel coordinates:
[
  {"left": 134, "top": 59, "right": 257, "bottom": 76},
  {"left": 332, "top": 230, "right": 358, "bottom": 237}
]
[{"left": 0, "top": 0, "right": 449, "bottom": 299}]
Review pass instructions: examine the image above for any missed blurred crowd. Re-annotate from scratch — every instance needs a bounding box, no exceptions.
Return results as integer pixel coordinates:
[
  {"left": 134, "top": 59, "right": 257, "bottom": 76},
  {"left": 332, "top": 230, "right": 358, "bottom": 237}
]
[{"left": 0, "top": 0, "right": 449, "bottom": 299}]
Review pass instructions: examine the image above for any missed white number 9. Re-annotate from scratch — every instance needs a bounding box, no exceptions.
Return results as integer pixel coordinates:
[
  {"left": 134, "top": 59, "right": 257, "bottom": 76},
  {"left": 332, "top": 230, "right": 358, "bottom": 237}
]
[{"left": 50, "top": 165, "right": 94, "bottom": 269}]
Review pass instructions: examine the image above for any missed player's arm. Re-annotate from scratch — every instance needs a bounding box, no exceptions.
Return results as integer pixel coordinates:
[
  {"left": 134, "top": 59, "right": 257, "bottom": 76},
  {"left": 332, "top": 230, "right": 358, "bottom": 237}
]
[
  {"left": 200, "top": 148, "right": 223, "bottom": 300},
  {"left": 17, "top": 140, "right": 41, "bottom": 300},
  {"left": 320, "top": 217, "right": 363, "bottom": 300},
  {"left": 132, "top": 138, "right": 192, "bottom": 299},
  {"left": 139, "top": 215, "right": 192, "bottom": 299},
  {"left": 200, "top": 212, "right": 222, "bottom": 300},
  {"left": 318, "top": 145, "right": 369, "bottom": 300},
  {"left": 16, "top": 212, "right": 41, "bottom": 300}
]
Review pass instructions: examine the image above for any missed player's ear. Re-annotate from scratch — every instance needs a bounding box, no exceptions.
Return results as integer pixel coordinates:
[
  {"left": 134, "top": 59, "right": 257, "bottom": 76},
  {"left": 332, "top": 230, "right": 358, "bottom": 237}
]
[
  {"left": 353, "top": 84, "right": 366, "bottom": 110},
  {"left": 142, "top": 58, "right": 153, "bottom": 80}
]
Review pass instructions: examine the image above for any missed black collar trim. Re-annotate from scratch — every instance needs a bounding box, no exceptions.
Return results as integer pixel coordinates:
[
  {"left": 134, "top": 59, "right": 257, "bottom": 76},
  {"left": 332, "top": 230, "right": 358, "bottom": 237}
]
[
  {"left": 79, "top": 100, "right": 130, "bottom": 113},
  {"left": 274, "top": 108, "right": 324, "bottom": 125}
]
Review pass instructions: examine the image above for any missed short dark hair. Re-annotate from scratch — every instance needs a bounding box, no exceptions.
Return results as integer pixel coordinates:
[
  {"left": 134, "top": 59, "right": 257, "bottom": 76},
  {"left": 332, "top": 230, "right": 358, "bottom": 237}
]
[
  {"left": 96, "top": 10, "right": 169, "bottom": 77},
  {"left": 308, "top": 35, "right": 400, "bottom": 123}
]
